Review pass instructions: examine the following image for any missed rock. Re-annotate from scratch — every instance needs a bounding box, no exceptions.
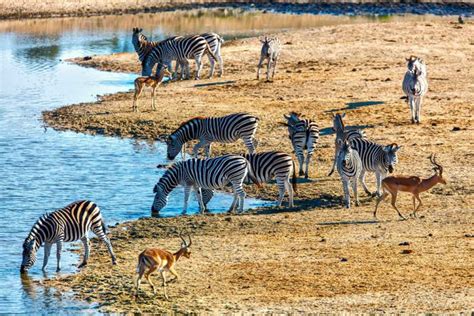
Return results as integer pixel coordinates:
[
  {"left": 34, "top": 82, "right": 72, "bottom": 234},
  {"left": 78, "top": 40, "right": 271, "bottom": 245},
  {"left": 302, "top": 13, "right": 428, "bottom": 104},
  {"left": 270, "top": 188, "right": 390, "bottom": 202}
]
[
  {"left": 399, "top": 241, "right": 410, "bottom": 246},
  {"left": 452, "top": 127, "right": 461, "bottom": 131},
  {"left": 340, "top": 257, "right": 348, "bottom": 262},
  {"left": 83, "top": 56, "right": 92, "bottom": 61},
  {"left": 401, "top": 249, "right": 413, "bottom": 254}
]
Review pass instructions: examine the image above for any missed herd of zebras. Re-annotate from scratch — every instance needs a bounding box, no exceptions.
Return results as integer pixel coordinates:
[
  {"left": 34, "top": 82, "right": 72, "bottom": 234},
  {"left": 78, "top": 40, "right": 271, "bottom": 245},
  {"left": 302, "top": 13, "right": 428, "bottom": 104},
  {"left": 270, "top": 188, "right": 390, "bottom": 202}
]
[{"left": 21, "top": 29, "right": 433, "bottom": 289}]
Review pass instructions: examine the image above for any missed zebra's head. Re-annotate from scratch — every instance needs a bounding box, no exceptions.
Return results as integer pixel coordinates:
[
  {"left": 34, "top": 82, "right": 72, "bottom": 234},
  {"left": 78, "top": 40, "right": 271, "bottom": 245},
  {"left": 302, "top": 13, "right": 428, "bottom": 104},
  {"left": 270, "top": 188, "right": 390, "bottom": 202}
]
[
  {"left": 21, "top": 237, "right": 38, "bottom": 273},
  {"left": 383, "top": 143, "right": 402, "bottom": 173},
  {"left": 339, "top": 139, "right": 353, "bottom": 166},
  {"left": 151, "top": 183, "right": 168, "bottom": 214},
  {"left": 332, "top": 113, "right": 346, "bottom": 133},
  {"left": 132, "top": 28, "right": 144, "bottom": 49},
  {"left": 260, "top": 36, "right": 276, "bottom": 56},
  {"left": 406, "top": 56, "right": 425, "bottom": 75},
  {"left": 166, "top": 134, "right": 182, "bottom": 160}
]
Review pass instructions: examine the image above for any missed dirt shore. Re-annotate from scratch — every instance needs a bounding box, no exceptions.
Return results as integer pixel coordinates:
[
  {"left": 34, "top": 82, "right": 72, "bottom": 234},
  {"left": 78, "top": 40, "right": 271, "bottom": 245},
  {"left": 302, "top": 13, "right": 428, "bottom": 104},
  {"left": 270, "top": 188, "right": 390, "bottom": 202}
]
[{"left": 41, "top": 21, "right": 473, "bottom": 313}]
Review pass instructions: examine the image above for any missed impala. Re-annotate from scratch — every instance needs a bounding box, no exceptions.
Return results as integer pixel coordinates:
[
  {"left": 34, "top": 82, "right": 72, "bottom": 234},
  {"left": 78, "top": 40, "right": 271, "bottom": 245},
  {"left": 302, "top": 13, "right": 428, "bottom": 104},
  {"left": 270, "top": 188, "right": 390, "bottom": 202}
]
[
  {"left": 374, "top": 154, "right": 446, "bottom": 220},
  {"left": 132, "top": 65, "right": 171, "bottom": 112},
  {"left": 134, "top": 232, "right": 192, "bottom": 299}
]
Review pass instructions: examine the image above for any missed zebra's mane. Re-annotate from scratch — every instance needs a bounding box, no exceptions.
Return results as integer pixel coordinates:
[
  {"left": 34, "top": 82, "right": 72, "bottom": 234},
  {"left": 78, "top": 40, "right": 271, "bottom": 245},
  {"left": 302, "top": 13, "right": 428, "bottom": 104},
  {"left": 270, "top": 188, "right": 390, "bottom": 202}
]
[{"left": 178, "top": 116, "right": 207, "bottom": 128}]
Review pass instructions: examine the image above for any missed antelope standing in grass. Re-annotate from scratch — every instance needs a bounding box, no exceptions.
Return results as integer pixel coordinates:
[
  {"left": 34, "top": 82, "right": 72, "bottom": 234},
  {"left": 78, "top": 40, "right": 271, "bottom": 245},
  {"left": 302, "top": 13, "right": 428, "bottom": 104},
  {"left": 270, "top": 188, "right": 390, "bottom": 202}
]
[
  {"left": 132, "top": 65, "right": 172, "bottom": 112},
  {"left": 134, "top": 233, "right": 192, "bottom": 299},
  {"left": 374, "top": 154, "right": 446, "bottom": 220}
]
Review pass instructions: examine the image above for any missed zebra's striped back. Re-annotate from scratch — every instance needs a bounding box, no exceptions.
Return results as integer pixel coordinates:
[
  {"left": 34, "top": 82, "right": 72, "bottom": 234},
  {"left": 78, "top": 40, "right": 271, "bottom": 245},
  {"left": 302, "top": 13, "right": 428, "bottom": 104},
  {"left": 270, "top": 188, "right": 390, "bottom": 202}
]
[
  {"left": 201, "top": 32, "right": 224, "bottom": 54},
  {"left": 288, "top": 118, "right": 319, "bottom": 151},
  {"left": 167, "top": 113, "right": 259, "bottom": 160},
  {"left": 152, "top": 155, "right": 250, "bottom": 212},
  {"left": 21, "top": 200, "right": 110, "bottom": 271},
  {"left": 337, "top": 140, "right": 362, "bottom": 180}
]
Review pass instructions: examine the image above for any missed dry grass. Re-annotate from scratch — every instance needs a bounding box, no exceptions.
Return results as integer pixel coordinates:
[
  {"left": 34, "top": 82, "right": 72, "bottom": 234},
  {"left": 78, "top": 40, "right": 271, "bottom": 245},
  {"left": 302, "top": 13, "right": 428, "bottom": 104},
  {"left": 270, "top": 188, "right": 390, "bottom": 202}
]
[{"left": 42, "top": 20, "right": 474, "bottom": 313}]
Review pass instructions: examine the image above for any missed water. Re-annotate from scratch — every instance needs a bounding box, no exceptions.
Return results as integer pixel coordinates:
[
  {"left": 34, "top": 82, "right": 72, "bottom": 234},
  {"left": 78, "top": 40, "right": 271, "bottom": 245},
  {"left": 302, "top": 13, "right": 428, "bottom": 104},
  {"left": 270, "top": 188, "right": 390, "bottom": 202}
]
[{"left": 0, "top": 9, "right": 452, "bottom": 314}]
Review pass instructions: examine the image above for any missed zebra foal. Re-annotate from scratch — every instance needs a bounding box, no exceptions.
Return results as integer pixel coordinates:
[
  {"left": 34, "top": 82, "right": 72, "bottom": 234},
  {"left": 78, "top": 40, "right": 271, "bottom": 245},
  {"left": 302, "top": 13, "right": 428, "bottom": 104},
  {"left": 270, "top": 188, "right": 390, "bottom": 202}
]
[
  {"left": 20, "top": 200, "right": 116, "bottom": 273},
  {"left": 336, "top": 138, "right": 362, "bottom": 208},
  {"left": 281, "top": 112, "right": 319, "bottom": 179},
  {"left": 402, "top": 56, "right": 428, "bottom": 124},
  {"left": 257, "top": 36, "right": 281, "bottom": 81},
  {"left": 166, "top": 113, "right": 259, "bottom": 160},
  {"left": 152, "top": 155, "right": 259, "bottom": 214}
]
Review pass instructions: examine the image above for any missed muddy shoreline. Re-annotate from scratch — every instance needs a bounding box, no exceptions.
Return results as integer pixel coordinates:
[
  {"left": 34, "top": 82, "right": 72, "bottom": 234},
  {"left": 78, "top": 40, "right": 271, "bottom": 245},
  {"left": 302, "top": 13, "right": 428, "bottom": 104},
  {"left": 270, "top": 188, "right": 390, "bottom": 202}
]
[
  {"left": 40, "top": 20, "right": 474, "bottom": 313},
  {"left": 0, "top": 1, "right": 472, "bottom": 20}
]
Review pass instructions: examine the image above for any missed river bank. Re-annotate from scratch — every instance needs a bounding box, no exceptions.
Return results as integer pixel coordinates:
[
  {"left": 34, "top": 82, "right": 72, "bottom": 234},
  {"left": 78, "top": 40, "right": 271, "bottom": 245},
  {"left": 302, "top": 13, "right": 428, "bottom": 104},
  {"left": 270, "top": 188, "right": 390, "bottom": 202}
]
[
  {"left": 41, "top": 20, "right": 473, "bottom": 313},
  {"left": 0, "top": 1, "right": 472, "bottom": 20}
]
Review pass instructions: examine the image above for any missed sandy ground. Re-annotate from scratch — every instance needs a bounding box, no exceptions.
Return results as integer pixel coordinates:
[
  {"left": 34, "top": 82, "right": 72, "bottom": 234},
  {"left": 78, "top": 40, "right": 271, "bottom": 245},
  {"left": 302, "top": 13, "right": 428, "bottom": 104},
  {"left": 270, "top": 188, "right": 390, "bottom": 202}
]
[{"left": 41, "top": 21, "right": 474, "bottom": 313}]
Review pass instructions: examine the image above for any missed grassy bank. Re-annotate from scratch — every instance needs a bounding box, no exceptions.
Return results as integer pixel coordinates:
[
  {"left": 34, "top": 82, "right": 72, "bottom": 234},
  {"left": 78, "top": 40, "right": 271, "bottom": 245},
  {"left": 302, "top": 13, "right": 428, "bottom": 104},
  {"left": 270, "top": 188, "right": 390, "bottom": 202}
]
[{"left": 41, "top": 20, "right": 474, "bottom": 313}]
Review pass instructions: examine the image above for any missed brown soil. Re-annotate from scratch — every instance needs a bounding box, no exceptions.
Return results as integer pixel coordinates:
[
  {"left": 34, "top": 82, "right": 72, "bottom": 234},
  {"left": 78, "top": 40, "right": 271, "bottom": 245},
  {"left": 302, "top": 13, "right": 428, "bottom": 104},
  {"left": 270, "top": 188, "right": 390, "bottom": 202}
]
[{"left": 41, "top": 21, "right": 473, "bottom": 313}]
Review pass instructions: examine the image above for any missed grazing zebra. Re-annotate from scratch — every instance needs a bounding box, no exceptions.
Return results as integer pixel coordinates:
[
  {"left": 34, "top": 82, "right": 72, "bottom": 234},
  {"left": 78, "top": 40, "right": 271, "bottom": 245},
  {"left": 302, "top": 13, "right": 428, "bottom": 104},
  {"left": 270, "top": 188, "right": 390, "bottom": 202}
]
[
  {"left": 199, "top": 151, "right": 297, "bottom": 208},
  {"left": 257, "top": 36, "right": 281, "bottom": 81},
  {"left": 166, "top": 113, "right": 259, "bottom": 160},
  {"left": 142, "top": 34, "right": 217, "bottom": 80},
  {"left": 402, "top": 56, "right": 428, "bottom": 124},
  {"left": 152, "top": 155, "right": 259, "bottom": 214},
  {"left": 328, "top": 113, "right": 366, "bottom": 176},
  {"left": 349, "top": 138, "right": 402, "bottom": 197},
  {"left": 281, "top": 112, "right": 319, "bottom": 179},
  {"left": 336, "top": 138, "right": 363, "bottom": 208},
  {"left": 20, "top": 200, "right": 116, "bottom": 273}
]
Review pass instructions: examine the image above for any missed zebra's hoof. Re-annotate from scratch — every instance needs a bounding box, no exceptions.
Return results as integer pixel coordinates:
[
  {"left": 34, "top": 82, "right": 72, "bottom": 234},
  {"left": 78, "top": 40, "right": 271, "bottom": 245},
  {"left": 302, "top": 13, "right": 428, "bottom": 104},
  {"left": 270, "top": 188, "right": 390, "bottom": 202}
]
[{"left": 56, "top": 267, "right": 61, "bottom": 272}]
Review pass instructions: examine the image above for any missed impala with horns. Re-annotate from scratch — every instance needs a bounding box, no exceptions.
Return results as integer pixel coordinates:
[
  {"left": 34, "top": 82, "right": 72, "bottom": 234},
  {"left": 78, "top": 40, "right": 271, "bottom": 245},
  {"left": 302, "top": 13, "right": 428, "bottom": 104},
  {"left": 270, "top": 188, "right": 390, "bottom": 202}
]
[
  {"left": 374, "top": 154, "right": 446, "bottom": 220},
  {"left": 134, "top": 232, "right": 192, "bottom": 299}
]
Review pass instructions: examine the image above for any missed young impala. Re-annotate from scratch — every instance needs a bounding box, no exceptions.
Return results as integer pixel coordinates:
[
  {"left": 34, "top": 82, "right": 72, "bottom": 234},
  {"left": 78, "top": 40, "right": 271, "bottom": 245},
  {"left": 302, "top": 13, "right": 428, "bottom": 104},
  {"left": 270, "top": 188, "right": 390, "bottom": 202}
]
[
  {"left": 374, "top": 154, "right": 446, "bottom": 220},
  {"left": 132, "top": 65, "right": 172, "bottom": 112},
  {"left": 134, "top": 232, "right": 192, "bottom": 299}
]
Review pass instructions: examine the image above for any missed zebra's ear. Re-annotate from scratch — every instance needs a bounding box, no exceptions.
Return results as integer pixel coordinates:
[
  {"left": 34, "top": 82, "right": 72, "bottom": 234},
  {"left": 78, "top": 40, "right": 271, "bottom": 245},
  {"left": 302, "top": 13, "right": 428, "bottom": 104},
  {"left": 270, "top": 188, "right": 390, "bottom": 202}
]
[
  {"left": 341, "top": 113, "right": 346, "bottom": 118},
  {"left": 283, "top": 114, "right": 290, "bottom": 120},
  {"left": 393, "top": 145, "right": 402, "bottom": 152}
]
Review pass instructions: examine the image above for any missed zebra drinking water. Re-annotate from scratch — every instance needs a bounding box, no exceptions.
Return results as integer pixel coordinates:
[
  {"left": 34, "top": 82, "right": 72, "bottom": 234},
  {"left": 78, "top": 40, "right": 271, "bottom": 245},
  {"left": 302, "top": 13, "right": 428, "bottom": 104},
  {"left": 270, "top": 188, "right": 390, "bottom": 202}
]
[
  {"left": 402, "top": 56, "right": 428, "bottom": 124},
  {"left": 328, "top": 113, "right": 366, "bottom": 177},
  {"left": 166, "top": 113, "right": 259, "bottom": 160},
  {"left": 349, "top": 138, "right": 402, "bottom": 197},
  {"left": 141, "top": 34, "right": 217, "bottom": 80},
  {"left": 336, "top": 138, "right": 363, "bottom": 208},
  {"left": 152, "top": 155, "right": 259, "bottom": 214},
  {"left": 257, "top": 36, "right": 281, "bottom": 81},
  {"left": 198, "top": 151, "right": 296, "bottom": 208},
  {"left": 20, "top": 200, "right": 116, "bottom": 273},
  {"left": 281, "top": 112, "right": 319, "bottom": 179}
]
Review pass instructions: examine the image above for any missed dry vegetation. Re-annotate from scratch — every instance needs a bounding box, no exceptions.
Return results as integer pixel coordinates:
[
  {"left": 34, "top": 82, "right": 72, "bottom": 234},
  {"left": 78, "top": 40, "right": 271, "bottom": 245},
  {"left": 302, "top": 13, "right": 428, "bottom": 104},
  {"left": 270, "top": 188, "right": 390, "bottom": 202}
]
[{"left": 42, "top": 20, "right": 474, "bottom": 313}]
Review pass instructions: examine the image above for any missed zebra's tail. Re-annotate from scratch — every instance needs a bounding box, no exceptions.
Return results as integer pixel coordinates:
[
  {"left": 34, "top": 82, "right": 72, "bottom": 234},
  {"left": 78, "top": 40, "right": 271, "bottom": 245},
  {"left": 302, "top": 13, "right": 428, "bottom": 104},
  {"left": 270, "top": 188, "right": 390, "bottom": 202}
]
[
  {"left": 101, "top": 220, "right": 108, "bottom": 235},
  {"left": 291, "top": 160, "right": 298, "bottom": 194},
  {"left": 205, "top": 42, "right": 218, "bottom": 62},
  {"left": 245, "top": 160, "right": 262, "bottom": 188}
]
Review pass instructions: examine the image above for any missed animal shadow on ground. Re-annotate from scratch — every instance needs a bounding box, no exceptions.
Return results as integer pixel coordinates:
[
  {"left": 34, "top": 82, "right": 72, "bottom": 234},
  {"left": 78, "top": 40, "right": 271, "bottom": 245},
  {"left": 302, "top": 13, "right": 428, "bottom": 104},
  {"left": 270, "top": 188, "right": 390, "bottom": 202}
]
[
  {"left": 193, "top": 80, "right": 236, "bottom": 88},
  {"left": 319, "top": 124, "right": 374, "bottom": 137},
  {"left": 325, "top": 100, "right": 385, "bottom": 113}
]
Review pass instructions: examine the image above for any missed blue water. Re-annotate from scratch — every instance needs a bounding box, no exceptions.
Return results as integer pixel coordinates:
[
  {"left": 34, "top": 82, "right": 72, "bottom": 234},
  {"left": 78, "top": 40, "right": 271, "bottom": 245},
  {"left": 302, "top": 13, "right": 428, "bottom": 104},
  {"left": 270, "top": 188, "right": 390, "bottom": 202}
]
[{"left": 0, "top": 17, "right": 276, "bottom": 314}]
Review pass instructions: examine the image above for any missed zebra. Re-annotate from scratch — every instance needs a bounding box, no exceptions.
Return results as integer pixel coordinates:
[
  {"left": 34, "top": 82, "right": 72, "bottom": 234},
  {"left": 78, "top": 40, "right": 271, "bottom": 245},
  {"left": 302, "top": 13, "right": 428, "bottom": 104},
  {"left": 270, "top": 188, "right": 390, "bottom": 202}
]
[
  {"left": 328, "top": 112, "right": 366, "bottom": 177},
  {"left": 132, "top": 28, "right": 159, "bottom": 63},
  {"left": 349, "top": 138, "right": 402, "bottom": 197},
  {"left": 132, "top": 29, "right": 224, "bottom": 79},
  {"left": 257, "top": 36, "right": 281, "bottom": 81},
  {"left": 142, "top": 34, "right": 217, "bottom": 80},
  {"left": 402, "top": 56, "right": 428, "bottom": 124},
  {"left": 281, "top": 112, "right": 319, "bottom": 179},
  {"left": 176, "top": 32, "right": 224, "bottom": 79},
  {"left": 166, "top": 113, "right": 259, "bottom": 161},
  {"left": 20, "top": 200, "right": 116, "bottom": 273},
  {"left": 336, "top": 138, "right": 363, "bottom": 208},
  {"left": 198, "top": 151, "right": 297, "bottom": 208},
  {"left": 152, "top": 155, "right": 259, "bottom": 214}
]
